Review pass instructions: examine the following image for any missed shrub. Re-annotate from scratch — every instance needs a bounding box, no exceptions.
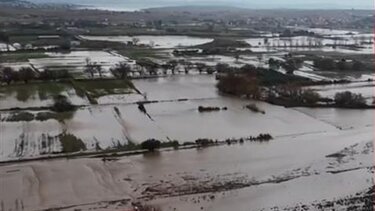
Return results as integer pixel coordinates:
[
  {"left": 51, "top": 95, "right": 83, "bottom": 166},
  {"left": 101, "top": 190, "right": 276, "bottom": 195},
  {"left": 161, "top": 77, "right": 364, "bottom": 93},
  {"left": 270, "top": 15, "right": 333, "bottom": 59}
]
[
  {"left": 198, "top": 106, "right": 221, "bottom": 112},
  {"left": 300, "top": 89, "right": 321, "bottom": 104},
  {"left": 334, "top": 91, "right": 367, "bottom": 107},
  {"left": 51, "top": 95, "right": 76, "bottom": 112},
  {"left": 216, "top": 74, "right": 260, "bottom": 98},
  {"left": 59, "top": 133, "right": 86, "bottom": 153},
  {"left": 110, "top": 62, "right": 131, "bottom": 79},
  {"left": 141, "top": 139, "right": 161, "bottom": 152},
  {"left": 215, "top": 63, "right": 231, "bottom": 73},
  {"left": 35, "top": 111, "right": 74, "bottom": 122},
  {"left": 39, "top": 69, "right": 71, "bottom": 81},
  {"left": 7, "top": 112, "right": 34, "bottom": 122},
  {"left": 18, "top": 67, "right": 35, "bottom": 83},
  {"left": 313, "top": 58, "right": 336, "bottom": 70},
  {"left": 195, "top": 138, "right": 214, "bottom": 147},
  {"left": 60, "top": 39, "right": 71, "bottom": 50}
]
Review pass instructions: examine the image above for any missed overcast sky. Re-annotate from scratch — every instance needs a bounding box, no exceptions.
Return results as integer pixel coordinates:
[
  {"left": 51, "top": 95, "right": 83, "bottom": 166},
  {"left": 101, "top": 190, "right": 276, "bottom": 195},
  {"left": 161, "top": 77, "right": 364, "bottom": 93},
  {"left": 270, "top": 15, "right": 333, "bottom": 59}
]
[{"left": 29, "top": 0, "right": 373, "bottom": 10}]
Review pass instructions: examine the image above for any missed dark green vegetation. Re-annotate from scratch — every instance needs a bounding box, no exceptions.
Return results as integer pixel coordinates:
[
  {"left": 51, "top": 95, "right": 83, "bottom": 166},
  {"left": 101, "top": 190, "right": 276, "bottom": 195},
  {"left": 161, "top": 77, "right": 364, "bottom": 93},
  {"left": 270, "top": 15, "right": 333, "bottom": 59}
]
[
  {"left": 173, "top": 39, "right": 253, "bottom": 57},
  {"left": 313, "top": 57, "right": 372, "bottom": 72},
  {"left": 269, "top": 57, "right": 304, "bottom": 74},
  {"left": 0, "top": 132, "right": 275, "bottom": 164},
  {"left": 197, "top": 38, "right": 250, "bottom": 49},
  {"left": 217, "top": 67, "right": 372, "bottom": 109},
  {"left": 334, "top": 91, "right": 367, "bottom": 107},
  {"left": 277, "top": 87, "right": 322, "bottom": 104},
  {"left": 0, "top": 76, "right": 135, "bottom": 109},
  {"left": 216, "top": 64, "right": 310, "bottom": 99},
  {"left": 268, "top": 53, "right": 374, "bottom": 76},
  {"left": 194, "top": 134, "right": 273, "bottom": 147},
  {"left": 217, "top": 74, "right": 260, "bottom": 98},
  {"left": 269, "top": 88, "right": 372, "bottom": 109},
  {"left": 110, "top": 62, "right": 132, "bottom": 79},
  {"left": 59, "top": 133, "right": 87, "bottom": 153},
  {"left": 51, "top": 95, "right": 76, "bottom": 112},
  {"left": 195, "top": 138, "right": 215, "bottom": 147},
  {"left": 0, "top": 66, "right": 71, "bottom": 85},
  {"left": 242, "top": 64, "right": 310, "bottom": 86},
  {"left": 35, "top": 111, "right": 74, "bottom": 121},
  {"left": 0, "top": 81, "right": 69, "bottom": 102},
  {"left": 6, "top": 111, "right": 34, "bottom": 122},
  {"left": 0, "top": 52, "right": 48, "bottom": 62},
  {"left": 73, "top": 79, "right": 134, "bottom": 99},
  {"left": 5, "top": 111, "right": 74, "bottom": 122},
  {"left": 141, "top": 139, "right": 161, "bottom": 152},
  {"left": 110, "top": 139, "right": 180, "bottom": 153}
]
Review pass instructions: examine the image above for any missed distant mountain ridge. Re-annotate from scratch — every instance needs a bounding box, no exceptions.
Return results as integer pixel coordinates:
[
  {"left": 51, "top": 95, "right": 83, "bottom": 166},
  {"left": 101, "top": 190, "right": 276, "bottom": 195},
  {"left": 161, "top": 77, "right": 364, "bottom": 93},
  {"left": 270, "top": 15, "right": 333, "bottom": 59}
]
[
  {"left": 0, "top": 0, "right": 75, "bottom": 8},
  {"left": 22, "top": 0, "right": 373, "bottom": 10},
  {"left": 3, "top": 0, "right": 372, "bottom": 11},
  {"left": 0, "top": 0, "right": 36, "bottom": 7}
]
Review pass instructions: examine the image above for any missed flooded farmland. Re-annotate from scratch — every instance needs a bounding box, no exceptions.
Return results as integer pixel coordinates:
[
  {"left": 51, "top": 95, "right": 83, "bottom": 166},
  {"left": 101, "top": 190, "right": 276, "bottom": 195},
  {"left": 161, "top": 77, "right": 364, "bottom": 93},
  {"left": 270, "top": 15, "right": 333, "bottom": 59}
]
[
  {"left": 30, "top": 51, "right": 130, "bottom": 76},
  {"left": 0, "top": 74, "right": 373, "bottom": 211},
  {"left": 0, "top": 4, "right": 374, "bottom": 211},
  {"left": 0, "top": 75, "right": 342, "bottom": 160},
  {"left": 81, "top": 33, "right": 374, "bottom": 54}
]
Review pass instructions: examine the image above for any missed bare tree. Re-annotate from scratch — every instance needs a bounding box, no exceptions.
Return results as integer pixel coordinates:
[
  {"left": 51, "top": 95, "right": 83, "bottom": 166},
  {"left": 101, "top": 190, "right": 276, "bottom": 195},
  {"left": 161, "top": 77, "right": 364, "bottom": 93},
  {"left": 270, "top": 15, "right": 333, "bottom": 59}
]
[
  {"left": 84, "top": 62, "right": 97, "bottom": 78},
  {"left": 95, "top": 64, "right": 103, "bottom": 78},
  {"left": 215, "top": 63, "right": 230, "bottom": 73},
  {"left": 110, "top": 62, "right": 131, "bottom": 79},
  {"left": 132, "top": 37, "right": 140, "bottom": 45},
  {"left": 166, "top": 60, "right": 178, "bottom": 75},
  {"left": 137, "top": 59, "right": 158, "bottom": 75},
  {"left": 195, "top": 63, "right": 207, "bottom": 74},
  {"left": 182, "top": 61, "right": 193, "bottom": 74}
]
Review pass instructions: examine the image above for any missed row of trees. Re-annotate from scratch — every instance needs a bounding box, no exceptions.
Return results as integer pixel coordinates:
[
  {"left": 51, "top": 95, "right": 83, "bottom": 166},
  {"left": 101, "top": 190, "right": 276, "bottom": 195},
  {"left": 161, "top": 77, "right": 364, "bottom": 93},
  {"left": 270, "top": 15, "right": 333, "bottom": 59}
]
[
  {"left": 1, "top": 59, "right": 222, "bottom": 84},
  {"left": 216, "top": 74, "right": 260, "bottom": 99},
  {"left": 0, "top": 66, "right": 71, "bottom": 85},
  {"left": 84, "top": 59, "right": 212, "bottom": 79},
  {"left": 276, "top": 85, "right": 321, "bottom": 105},
  {"left": 1, "top": 66, "right": 36, "bottom": 84}
]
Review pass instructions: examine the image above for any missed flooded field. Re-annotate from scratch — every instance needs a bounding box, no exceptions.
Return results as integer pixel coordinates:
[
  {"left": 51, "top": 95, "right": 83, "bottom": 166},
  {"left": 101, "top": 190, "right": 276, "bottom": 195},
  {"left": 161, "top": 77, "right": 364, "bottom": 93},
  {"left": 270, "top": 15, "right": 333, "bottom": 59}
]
[
  {"left": 0, "top": 122, "right": 372, "bottom": 210},
  {"left": 1, "top": 75, "right": 373, "bottom": 156},
  {"left": 0, "top": 75, "right": 343, "bottom": 160},
  {"left": 81, "top": 34, "right": 374, "bottom": 54},
  {"left": 0, "top": 4, "right": 374, "bottom": 211},
  {"left": 0, "top": 34, "right": 374, "bottom": 210},
  {"left": 0, "top": 60, "right": 373, "bottom": 211},
  {"left": 0, "top": 82, "right": 88, "bottom": 110},
  {"left": 80, "top": 35, "right": 214, "bottom": 49},
  {"left": 310, "top": 81, "right": 374, "bottom": 101},
  {"left": 29, "top": 51, "right": 129, "bottom": 77}
]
